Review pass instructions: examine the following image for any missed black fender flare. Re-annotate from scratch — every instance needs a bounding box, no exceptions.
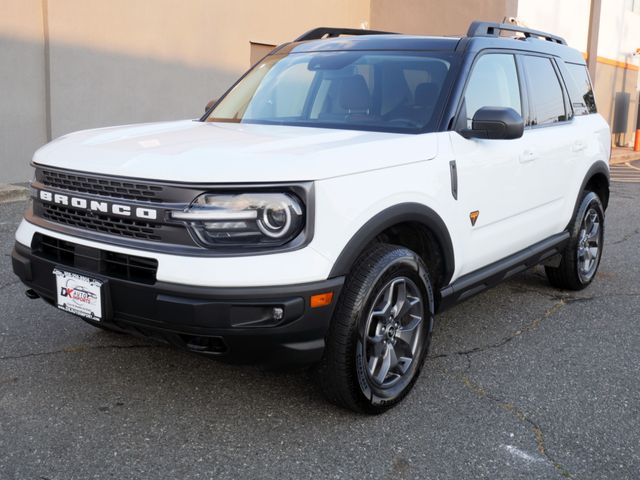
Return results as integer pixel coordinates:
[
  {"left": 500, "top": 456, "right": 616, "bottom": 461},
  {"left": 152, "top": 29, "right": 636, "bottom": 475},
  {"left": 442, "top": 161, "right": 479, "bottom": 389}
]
[
  {"left": 573, "top": 160, "right": 610, "bottom": 214},
  {"left": 328, "top": 203, "right": 455, "bottom": 285}
]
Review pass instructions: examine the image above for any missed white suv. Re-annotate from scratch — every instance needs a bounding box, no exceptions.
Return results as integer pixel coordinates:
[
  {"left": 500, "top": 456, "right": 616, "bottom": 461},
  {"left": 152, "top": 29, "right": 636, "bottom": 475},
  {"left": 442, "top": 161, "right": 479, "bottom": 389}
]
[{"left": 12, "top": 22, "right": 610, "bottom": 413}]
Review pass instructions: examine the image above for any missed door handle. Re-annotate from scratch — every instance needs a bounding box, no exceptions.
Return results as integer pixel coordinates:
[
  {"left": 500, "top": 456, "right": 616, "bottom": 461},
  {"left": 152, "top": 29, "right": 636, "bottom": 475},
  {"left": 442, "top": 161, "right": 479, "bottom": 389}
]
[
  {"left": 519, "top": 150, "right": 537, "bottom": 163},
  {"left": 572, "top": 141, "right": 586, "bottom": 152}
]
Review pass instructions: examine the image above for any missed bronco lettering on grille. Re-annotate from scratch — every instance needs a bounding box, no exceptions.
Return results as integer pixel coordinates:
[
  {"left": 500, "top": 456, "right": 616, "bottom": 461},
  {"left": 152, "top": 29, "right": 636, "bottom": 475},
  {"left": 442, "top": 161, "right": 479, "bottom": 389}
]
[{"left": 38, "top": 190, "right": 158, "bottom": 220}]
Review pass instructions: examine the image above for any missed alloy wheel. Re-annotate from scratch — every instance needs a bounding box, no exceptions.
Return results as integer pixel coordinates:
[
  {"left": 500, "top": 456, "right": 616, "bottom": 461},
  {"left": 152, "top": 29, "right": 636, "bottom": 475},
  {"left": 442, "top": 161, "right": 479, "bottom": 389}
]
[
  {"left": 362, "top": 277, "right": 424, "bottom": 389},
  {"left": 577, "top": 207, "right": 602, "bottom": 283}
]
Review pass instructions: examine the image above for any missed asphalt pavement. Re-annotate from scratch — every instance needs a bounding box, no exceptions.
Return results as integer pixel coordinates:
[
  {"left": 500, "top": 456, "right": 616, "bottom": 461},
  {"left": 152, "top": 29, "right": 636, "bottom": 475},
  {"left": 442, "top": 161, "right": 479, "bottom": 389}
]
[{"left": 0, "top": 182, "right": 638, "bottom": 479}]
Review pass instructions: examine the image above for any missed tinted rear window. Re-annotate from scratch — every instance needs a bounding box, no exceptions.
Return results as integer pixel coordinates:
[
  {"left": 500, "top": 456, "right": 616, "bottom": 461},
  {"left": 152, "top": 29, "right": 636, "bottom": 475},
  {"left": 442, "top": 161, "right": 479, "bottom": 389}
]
[
  {"left": 522, "top": 55, "right": 567, "bottom": 126},
  {"left": 565, "top": 63, "right": 597, "bottom": 115}
]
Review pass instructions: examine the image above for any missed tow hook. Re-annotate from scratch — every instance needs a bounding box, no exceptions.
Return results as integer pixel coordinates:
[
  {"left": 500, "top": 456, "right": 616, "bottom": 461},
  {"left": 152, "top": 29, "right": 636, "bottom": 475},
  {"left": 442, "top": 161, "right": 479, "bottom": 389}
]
[{"left": 25, "top": 289, "right": 40, "bottom": 299}]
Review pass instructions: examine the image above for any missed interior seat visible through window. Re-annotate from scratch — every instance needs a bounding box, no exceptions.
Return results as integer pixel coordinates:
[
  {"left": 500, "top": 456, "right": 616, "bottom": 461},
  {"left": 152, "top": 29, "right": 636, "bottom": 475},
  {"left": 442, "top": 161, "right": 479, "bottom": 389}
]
[
  {"left": 208, "top": 51, "right": 453, "bottom": 133},
  {"left": 339, "top": 75, "right": 371, "bottom": 119},
  {"left": 318, "top": 74, "right": 373, "bottom": 122}
]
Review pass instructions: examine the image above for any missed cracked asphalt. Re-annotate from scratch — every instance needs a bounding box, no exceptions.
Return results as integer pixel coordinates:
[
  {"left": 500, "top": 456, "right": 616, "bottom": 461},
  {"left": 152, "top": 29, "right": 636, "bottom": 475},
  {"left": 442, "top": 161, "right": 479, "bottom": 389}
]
[{"left": 1, "top": 183, "right": 639, "bottom": 480}]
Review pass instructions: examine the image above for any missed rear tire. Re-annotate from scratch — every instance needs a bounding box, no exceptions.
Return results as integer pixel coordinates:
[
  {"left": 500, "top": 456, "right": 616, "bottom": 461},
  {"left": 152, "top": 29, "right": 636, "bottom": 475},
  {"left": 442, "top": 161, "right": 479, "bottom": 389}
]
[
  {"left": 545, "top": 191, "right": 605, "bottom": 290},
  {"left": 317, "top": 244, "right": 434, "bottom": 414}
]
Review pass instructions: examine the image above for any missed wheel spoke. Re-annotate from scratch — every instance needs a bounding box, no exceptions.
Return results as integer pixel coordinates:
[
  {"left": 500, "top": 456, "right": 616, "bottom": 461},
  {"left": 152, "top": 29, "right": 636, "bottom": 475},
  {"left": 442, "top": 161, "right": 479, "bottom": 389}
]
[
  {"left": 367, "top": 333, "right": 386, "bottom": 357},
  {"left": 390, "top": 279, "right": 407, "bottom": 318},
  {"left": 587, "top": 221, "right": 599, "bottom": 241},
  {"left": 395, "top": 314, "right": 422, "bottom": 349},
  {"left": 371, "top": 302, "right": 391, "bottom": 319},
  {"left": 577, "top": 246, "right": 587, "bottom": 261},
  {"left": 578, "top": 229, "right": 587, "bottom": 244},
  {"left": 367, "top": 355, "right": 379, "bottom": 376},
  {"left": 388, "top": 344, "right": 399, "bottom": 371},
  {"left": 367, "top": 333, "right": 385, "bottom": 344},
  {"left": 396, "top": 356, "right": 412, "bottom": 374},
  {"left": 396, "top": 295, "right": 421, "bottom": 321},
  {"left": 374, "top": 344, "right": 392, "bottom": 384},
  {"left": 371, "top": 282, "right": 394, "bottom": 318}
]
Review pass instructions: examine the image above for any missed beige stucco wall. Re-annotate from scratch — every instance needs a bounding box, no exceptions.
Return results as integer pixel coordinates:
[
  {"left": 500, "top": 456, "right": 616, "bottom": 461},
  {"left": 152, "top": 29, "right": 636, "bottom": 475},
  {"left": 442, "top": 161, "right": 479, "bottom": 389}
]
[
  {"left": 369, "top": 0, "right": 517, "bottom": 35},
  {"left": 594, "top": 62, "right": 638, "bottom": 143},
  {"left": 46, "top": 0, "right": 370, "bottom": 139},
  {"left": 0, "top": 0, "right": 48, "bottom": 184},
  {"left": 2, "top": 0, "right": 639, "bottom": 185},
  {"left": 1, "top": 0, "right": 370, "bottom": 184}
]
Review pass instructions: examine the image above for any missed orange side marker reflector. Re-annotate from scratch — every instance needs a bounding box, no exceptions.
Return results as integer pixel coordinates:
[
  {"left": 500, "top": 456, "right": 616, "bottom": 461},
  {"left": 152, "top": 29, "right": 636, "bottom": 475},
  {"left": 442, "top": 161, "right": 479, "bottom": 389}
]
[
  {"left": 310, "top": 292, "right": 334, "bottom": 308},
  {"left": 469, "top": 210, "right": 480, "bottom": 226}
]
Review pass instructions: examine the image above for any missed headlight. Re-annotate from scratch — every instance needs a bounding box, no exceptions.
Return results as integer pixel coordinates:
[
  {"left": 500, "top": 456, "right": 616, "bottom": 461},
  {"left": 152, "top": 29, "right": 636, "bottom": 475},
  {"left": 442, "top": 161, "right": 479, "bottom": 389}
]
[{"left": 171, "top": 192, "right": 305, "bottom": 248}]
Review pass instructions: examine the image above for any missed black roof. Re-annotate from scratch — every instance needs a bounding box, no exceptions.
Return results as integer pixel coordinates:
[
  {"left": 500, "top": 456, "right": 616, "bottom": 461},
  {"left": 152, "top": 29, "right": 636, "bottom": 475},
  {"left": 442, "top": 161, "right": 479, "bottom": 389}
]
[
  {"left": 286, "top": 35, "right": 461, "bottom": 53},
  {"left": 278, "top": 22, "right": 585, "bottom": 65}
]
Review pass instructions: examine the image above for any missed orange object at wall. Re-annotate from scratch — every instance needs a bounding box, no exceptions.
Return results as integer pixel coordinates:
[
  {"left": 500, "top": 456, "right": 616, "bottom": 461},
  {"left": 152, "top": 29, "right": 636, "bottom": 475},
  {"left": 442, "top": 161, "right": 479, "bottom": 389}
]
[{"left": 635, "top": 130, "right": 640, "bottom": 152}]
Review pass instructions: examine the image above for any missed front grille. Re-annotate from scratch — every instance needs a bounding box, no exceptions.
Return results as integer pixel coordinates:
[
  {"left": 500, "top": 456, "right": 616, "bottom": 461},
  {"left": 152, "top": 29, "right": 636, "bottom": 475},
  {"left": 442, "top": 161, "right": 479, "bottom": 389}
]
[
  {"left": 41, "top": 203, "right": 162, "bottom": 241},
  {"left": 33, "top": 234, "right": 158, "bottom": 284},
  {"left": 103, "top": 250, "right": 159, "bottom": 283},
  {"left": 32, "top": 167, "right": 202, "bottom": 248},
  {"left": 40, "top": 169, "right": 164, "bottom": 202}
]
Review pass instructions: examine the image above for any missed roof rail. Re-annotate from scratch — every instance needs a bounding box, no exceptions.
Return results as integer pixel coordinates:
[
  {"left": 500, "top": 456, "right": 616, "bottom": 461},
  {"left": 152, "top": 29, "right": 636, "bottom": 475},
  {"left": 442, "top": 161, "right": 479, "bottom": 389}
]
[
  {"left": 294, "top": 27, "right": 396, "bottom": 42},
  {"left": 466, "top": 21, "right": 567, "bottom": 45}
]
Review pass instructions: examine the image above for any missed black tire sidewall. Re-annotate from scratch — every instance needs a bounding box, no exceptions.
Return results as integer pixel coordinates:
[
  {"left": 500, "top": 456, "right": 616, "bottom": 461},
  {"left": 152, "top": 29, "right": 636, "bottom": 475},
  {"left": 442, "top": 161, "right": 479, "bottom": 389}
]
[
  {"left": 348, "top": 247, "right": 434, "bottom": 412},
  {"left": 568, "top": 191, "right": 605, "bottom": 286}
]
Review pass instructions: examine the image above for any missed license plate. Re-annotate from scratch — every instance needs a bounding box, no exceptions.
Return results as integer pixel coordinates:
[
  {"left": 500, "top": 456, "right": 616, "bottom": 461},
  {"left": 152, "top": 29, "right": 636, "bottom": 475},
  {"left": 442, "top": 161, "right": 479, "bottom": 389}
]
[{"left": 53, "top": 268, "right": 103, "bottom": 321}]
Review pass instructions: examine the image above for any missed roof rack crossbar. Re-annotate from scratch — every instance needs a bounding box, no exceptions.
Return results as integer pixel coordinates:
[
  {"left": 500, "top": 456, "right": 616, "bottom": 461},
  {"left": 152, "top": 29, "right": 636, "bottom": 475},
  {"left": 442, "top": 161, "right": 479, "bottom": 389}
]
[
  {"left": 294, "top": 27, "right": 396, "bottom": 42},
  {"left": 467, "top": 21, "right": 567, "bottom": 45}
]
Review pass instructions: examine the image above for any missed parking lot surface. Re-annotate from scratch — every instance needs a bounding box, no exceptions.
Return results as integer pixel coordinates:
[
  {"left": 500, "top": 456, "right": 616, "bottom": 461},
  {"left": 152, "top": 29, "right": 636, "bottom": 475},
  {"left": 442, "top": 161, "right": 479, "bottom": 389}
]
[{"left": 1, "top": 182, "right": 638, "bottom": 479}]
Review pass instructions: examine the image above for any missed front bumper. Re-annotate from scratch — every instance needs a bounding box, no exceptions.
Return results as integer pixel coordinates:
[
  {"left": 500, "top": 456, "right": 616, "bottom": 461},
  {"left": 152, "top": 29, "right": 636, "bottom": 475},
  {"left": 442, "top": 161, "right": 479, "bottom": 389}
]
[{"left": 12, "top": 241, "right": 344, "bottom": 365}]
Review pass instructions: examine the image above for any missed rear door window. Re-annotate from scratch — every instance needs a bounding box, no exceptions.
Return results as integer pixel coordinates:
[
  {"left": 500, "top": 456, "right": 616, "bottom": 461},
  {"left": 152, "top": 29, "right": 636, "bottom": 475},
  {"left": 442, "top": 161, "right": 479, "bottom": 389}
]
[{"left": 521, "top": 56, "right": 568, "bottom": 126}]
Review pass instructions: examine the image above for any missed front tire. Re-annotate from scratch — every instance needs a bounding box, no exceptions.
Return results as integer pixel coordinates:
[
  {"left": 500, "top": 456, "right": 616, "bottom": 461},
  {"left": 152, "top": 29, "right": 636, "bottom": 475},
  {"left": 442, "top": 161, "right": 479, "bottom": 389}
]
[
  {"left": 318, "top": 244, "right": 434, "bottom": 414},
  {"left": 545, "top": 190, "right": 605, "bottom": 290}
]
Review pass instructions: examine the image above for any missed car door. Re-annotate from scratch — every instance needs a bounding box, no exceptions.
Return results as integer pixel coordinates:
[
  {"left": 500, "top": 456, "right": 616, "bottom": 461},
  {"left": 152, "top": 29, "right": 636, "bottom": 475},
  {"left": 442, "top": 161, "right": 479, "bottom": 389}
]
[
  {"left": 516, "top": 54, "right": 577, "bottom": 236},
  {"left": 450, "top": 52, "right": 539, "bottom": 275}
]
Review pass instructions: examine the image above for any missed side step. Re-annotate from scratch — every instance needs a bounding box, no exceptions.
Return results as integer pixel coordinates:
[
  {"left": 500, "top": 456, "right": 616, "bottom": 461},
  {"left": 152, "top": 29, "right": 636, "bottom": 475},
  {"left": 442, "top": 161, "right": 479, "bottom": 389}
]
[{"left": 438, "top": 231, "right": 570, "bottom": 312}]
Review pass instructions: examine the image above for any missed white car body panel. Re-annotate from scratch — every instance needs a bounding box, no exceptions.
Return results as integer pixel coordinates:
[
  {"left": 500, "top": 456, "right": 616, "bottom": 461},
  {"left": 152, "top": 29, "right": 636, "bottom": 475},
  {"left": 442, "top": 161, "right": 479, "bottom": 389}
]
[
  {"left": 17, "top": 131, "right": 447, "bottom": 287},
  {"left": 15, "top": 219, "right": 332, "bottom": 287},
  {"left": 33, "top": 121, "right": 437, "bottom": 183},
  {"left": 17, "top": 111, "right": 610, "bottom": 288},
  {"left": 449, "top": 122, "right": 571, "bottom": 275}
]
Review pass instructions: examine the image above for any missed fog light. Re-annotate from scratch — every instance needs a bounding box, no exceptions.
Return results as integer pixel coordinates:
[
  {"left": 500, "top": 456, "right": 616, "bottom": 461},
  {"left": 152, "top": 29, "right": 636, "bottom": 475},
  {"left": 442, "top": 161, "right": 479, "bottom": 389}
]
[{"left": 272, "top": 307, "right": 284, "bottom": 321}]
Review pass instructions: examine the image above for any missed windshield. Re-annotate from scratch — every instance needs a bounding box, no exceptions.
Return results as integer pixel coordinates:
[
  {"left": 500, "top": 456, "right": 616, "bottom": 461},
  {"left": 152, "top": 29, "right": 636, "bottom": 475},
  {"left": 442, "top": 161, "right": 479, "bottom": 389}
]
[{"left": 205, "top": 51, "right": 454, "bottom": 133}]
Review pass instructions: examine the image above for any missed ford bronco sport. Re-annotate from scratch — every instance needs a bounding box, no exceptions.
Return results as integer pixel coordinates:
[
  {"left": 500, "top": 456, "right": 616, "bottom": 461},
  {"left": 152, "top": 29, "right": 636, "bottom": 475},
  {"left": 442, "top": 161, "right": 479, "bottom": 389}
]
[{"left": 12, "top": 21, "right": 610, "bottom": 413}]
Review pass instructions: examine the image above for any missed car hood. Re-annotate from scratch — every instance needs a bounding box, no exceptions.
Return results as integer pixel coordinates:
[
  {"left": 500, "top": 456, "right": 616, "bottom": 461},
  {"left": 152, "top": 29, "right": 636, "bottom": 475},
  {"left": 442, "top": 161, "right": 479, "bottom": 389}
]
[{"left": 33, "top": 120, "right": 438, "bottom": 183}]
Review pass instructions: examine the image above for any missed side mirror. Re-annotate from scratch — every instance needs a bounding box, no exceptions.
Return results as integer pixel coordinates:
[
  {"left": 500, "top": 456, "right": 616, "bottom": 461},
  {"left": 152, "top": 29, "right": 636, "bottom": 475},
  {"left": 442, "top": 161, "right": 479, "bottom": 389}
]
[
  {"left": 460, "top": 107, "right": 524, "bottom": 140},
  {"left": 205, "top": 98, "right": 218, "bottom": 112}
]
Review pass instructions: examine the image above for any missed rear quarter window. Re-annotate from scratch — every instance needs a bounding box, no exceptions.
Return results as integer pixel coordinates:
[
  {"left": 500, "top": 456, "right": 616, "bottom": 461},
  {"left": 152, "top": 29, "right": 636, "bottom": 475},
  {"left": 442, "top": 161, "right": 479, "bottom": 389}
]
[{"left": 565, "top": 63, "right": 597, "bottom": 115}]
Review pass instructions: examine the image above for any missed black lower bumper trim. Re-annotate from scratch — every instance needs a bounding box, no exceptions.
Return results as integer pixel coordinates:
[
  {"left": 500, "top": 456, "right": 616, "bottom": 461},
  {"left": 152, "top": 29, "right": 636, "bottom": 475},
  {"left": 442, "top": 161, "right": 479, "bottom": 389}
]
[{"left": 12, "top": 242, "right": 344, "bottom": 365}]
